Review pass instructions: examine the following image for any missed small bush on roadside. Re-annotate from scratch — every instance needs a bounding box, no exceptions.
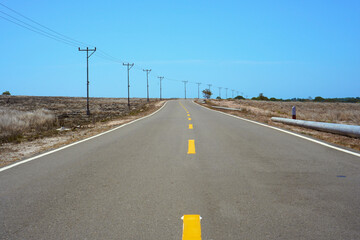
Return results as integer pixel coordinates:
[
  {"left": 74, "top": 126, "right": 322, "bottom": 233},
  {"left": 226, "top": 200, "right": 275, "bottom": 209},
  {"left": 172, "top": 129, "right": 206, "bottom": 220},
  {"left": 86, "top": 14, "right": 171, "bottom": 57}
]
[
  {"left": 202, "top": 89, "right": 212, "bottom": 99},
  {"left": 2, "top": 91, "right": 10, "bottom": 95}
]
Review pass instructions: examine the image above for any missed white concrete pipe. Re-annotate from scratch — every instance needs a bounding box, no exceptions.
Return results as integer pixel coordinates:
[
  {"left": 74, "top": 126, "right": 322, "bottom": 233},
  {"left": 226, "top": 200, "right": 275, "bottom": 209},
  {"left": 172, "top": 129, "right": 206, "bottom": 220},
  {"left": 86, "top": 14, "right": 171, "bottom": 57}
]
[{"left": 271, "top": 117, "right": 360, "bottom": 138}]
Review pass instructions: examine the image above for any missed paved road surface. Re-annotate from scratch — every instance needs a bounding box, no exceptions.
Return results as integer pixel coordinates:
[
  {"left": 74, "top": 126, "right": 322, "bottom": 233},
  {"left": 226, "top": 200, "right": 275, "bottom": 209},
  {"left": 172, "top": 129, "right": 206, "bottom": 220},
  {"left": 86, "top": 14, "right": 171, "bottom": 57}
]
[{"left": 1, "top": 100, "right": 360, "bottom": 239}]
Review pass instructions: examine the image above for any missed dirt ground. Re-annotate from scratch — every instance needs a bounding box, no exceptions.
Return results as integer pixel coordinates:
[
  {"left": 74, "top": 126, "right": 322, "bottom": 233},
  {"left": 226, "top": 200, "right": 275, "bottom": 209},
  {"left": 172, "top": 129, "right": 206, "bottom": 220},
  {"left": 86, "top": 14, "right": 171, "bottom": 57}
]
[
  {"left": 198, "top": 99, "right": 360, "bottom": 152},
  {"left": 0, "top": 96, "right": 165, "bottom": 167}
]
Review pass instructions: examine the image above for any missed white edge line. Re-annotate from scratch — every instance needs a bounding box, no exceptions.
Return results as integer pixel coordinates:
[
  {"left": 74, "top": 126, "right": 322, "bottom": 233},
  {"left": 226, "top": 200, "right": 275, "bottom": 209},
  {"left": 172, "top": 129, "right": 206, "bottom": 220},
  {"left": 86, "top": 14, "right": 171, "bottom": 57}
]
[
  {"left": 193, "top": 101, "right": 360, "bottom": 158},
  {"left": 0, "top": 101, "right": 168, "bottom": 173}
]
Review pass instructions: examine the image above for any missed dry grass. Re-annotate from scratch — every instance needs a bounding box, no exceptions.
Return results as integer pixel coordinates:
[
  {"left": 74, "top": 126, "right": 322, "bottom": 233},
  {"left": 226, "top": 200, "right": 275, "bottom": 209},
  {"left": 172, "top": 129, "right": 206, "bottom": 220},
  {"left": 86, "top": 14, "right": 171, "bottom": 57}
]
[
  {"left": 0, "top": 108, "right": 56, "bottom": 142},
  {"left": 0, "top": 96, "right": 159, "bottom": 144},
  {"left": 212, "top": 99, "right": 360, "bottom": 125},
  {"left": 200, "top": 99, "right": 360, "bottom": 151}
]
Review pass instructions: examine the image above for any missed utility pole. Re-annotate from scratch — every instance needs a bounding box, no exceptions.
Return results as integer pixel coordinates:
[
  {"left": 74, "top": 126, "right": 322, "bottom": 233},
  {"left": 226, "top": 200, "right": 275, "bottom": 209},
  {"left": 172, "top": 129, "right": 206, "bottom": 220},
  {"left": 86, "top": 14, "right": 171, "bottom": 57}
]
[
  {"left": 225, "top": 88, "right": 228, "bottom": 99},
  {"left": 143, "top": 69, "right": 151, "bottom": 102},
  {"left": 196, "top": 83, "right": 201, "bottom": 99},
  {"left": 218, "top": 87, "right": 222, "bottom": 98},
  {"left": 207, "top": 84, "right": 212, "bottom": 98},
  {"left": 78, "top": 47, "right": 96, "bottom": 115},
  {"left": 123, "top": 63, "right": 134, "bottom": 109},
  {"left": 182, "top": 81, "right": 188, "bottom": 99},
  {"left": 232, "top": 89, "right": 235, "bottom": 98},
  {"left": 158, "top": 76, "right": 164, "bottom": 100}
]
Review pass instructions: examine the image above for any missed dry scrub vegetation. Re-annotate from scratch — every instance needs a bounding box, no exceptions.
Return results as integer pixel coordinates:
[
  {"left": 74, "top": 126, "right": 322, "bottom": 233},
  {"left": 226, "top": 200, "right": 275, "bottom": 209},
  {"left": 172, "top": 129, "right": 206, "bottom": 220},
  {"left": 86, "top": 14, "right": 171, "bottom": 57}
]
[
  {"left": 0, "top": 96, "right": 163, "bottom": 166},
  {"left": 202, "top": 99, "right": 360, "bottom": 151},
  {"left": 0, "top": 108, "right": 56, "bottom": 142},
  {"left": 0, "top": 96, "right": 157, "bottom": 143}
]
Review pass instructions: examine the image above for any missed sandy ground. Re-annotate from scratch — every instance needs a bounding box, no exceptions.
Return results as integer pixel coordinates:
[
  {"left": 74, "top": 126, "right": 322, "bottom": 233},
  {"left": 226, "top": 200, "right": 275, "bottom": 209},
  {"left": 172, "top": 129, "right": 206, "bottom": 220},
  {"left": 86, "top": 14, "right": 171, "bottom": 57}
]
[
  {"left": 198, "top": 99, "right": 360, "bottom": 152},
  {"left": 0, "top": 101, "right": 165, "bottom": 167}
]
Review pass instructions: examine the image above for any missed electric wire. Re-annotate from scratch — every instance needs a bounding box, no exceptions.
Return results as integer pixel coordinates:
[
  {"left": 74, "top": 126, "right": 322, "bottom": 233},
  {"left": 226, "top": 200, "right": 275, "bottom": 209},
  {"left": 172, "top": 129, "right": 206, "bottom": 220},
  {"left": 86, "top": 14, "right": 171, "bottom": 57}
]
[
  {"left": 0, "top": 2, "right": 230, "bottom": 94},
  {"left": 0, "top": 2, "right": 91, "bottom": 48},
  {"left": 0, "top": 15, "right": 79, "bottom": 47},
  {"left": 0, "top": 10, "right": 81, "bottom": 47}
]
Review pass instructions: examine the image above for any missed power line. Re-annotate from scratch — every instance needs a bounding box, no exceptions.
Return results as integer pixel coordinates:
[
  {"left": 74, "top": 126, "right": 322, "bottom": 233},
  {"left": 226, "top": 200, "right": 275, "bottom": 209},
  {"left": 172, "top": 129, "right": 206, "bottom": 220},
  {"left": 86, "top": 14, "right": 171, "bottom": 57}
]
[
  {"left": 123, "top": 63, "right": 134, "bottom": 108},
  {"left": 78, "top": 47, "right": 96, "bottom": 115},
  {"left": 196, "top": 83, "right": 201, "bottom": 99},
  {"left": 0, "top": 10, "right": 85, "bottom": 47},
  {"left": 0, "top": 3, "right": 240, "bottom": 98},
  {"left": 0, "top": 3, "right": 127, "bottom": 66},
  {"left": 143, "top": 69, "right": 151, "bottom": 102},
  {"left": 0, "top": 15, "right": 78, "bottom": 47},
  {"left": 158, "top": 76, "right": 164, "bottom": 100},
  {"left": 182, "top": 81, "right": 188, "bottom": 99},
  {"left": 0, "top": 2, "right": 91, "bottom": 48}
]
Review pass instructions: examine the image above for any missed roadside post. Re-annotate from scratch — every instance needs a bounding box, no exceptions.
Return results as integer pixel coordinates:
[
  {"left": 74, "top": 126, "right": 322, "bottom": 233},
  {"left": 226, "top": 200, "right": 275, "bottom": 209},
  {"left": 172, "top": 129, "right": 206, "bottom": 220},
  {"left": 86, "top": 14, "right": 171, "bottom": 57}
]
[{"left": 292, "top": 106, "right": 296, "bottom": 119}]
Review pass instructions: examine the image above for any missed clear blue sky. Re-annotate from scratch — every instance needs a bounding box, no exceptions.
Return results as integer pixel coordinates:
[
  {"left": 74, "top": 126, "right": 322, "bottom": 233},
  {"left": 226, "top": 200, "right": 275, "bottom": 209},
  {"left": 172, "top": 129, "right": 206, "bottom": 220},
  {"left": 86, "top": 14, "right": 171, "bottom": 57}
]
[{"left": 1, "top": 0, "right": 359, "bottom": 99}]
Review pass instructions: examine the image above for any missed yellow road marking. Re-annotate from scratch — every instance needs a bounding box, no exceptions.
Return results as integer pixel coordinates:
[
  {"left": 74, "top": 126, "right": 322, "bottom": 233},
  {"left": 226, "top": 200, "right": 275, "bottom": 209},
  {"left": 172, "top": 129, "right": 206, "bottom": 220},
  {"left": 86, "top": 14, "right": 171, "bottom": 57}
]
[
  {"left": 189, "top": 124, "right": 193, "bottom": 129},
  {"left": 187, "top": 114, "right": 190, "bottom": 117},
  {"left": 187, "top": 140, "right": 196, "bottom": 154},
  {"left": 182, "top": 215, "right": 201, "bottom": 240},
  {"left": 188, "top": 118, "right": 191, "bottom": 121},
  {"left": 179, "top": 102, "right": 189, "bottom": 113}
]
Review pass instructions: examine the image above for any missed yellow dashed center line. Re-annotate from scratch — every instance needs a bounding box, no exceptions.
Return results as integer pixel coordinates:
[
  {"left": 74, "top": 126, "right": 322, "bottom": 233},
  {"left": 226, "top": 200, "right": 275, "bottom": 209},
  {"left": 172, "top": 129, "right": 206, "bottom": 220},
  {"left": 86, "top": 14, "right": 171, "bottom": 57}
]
[
  {"left": 180, "top": 102, "right": 196, "bottom": 155},
  {"left": 187, "top": 140, "right": 196, "bottom": 154},
  {"left": 179, "top": 102, "right": 189, "bottom": 113},
  {"left": 182, "top": 215, "right": 202, "bottom": 240}
]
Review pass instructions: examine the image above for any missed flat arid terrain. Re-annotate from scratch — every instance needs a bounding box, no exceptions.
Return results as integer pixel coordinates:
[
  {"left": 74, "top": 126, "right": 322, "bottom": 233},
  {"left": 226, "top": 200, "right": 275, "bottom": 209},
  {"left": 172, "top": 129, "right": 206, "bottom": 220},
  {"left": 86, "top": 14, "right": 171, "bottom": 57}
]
[
  {"left": 0, "top": 96, "right": 164, "bottom": 167},
  {"left": 198, "top": 99, "right": 360, "bottom": 152}
]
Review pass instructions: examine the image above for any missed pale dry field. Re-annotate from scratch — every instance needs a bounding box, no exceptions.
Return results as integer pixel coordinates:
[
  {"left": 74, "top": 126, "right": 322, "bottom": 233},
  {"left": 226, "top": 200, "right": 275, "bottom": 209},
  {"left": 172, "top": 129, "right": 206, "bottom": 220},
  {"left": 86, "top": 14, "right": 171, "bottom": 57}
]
[
  {"left": 204, "top": 99, "right": 360, "bottom": 151},
  {"left": 0, "top": 96, "right": 163, "bottom": 167},
  {"left": 0, "top": 96, "right": 156, "bottom": 143}
]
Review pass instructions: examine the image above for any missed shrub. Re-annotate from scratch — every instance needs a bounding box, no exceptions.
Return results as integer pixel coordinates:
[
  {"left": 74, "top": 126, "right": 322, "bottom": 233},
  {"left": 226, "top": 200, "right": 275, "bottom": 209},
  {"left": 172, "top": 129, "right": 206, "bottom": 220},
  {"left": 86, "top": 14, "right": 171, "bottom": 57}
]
[
  {"left": 314, "top": 96, "right": 325, "bottom": 102},
  {"left": 235, "top": 95, "right": 245, "bottom": 100},
  {"left": 2, "top": 91, "right": 10, "bottom": 95},
  {"left": 252, "top": 93, "right": 269, "bottom": 101},
  {"left": 202, "top": 89, "right": 212, "bottom": 99}
]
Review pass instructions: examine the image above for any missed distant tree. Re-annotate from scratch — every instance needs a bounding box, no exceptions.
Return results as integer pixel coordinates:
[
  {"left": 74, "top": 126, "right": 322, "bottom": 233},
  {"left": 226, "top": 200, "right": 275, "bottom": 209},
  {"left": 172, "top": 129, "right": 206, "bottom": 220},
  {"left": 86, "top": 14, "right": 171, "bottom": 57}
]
[
  {"left": 258, "top": 93, "right": 268, "bottom": 100},
  {"left": 2, "top": 91, "right": 10, "bottom": 95},
  {"left": 202, "top": 89, "right": 212, "bottom": 99},
  {"left": 234, "top": 95, "right": 245, "bottom": 100},
  {"left": 314, "top": 96, "right": 325, "bottom": 102},
  {"left": 216, "top": 96, "right": 221, "bottom": 100},
  {"left": 269, "top": 97, "right": 277, "bottom": 101},
  {"left": 252, "top": 93, "right": 268, "bottom": 101}
]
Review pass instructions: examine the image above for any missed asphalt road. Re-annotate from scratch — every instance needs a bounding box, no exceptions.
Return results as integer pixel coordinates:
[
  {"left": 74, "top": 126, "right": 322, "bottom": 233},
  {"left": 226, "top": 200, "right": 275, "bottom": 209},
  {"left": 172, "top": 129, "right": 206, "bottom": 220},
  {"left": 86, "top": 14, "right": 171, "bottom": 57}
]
[{"left": 1, "top": 100, "right": 360, "bottom": 239}]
